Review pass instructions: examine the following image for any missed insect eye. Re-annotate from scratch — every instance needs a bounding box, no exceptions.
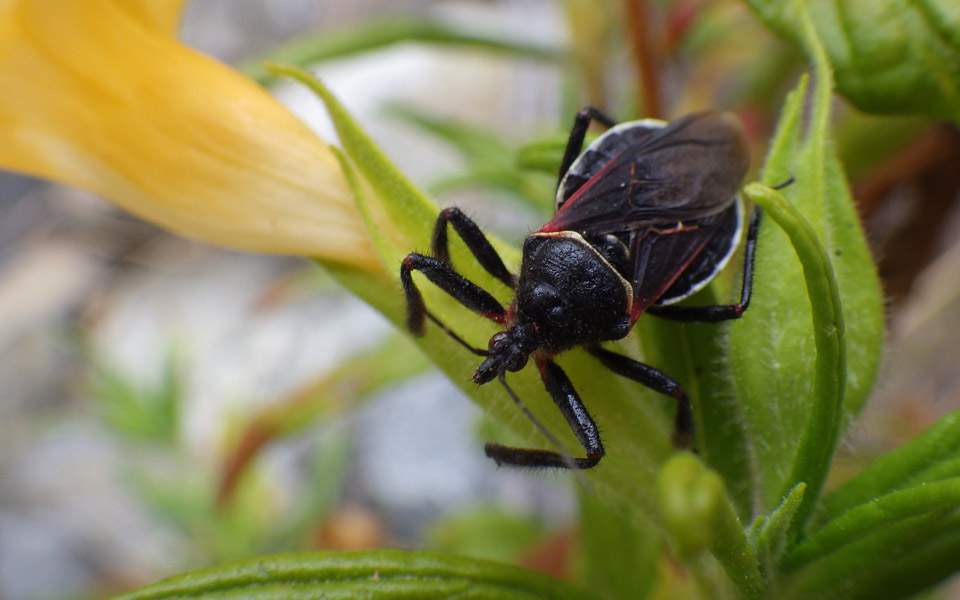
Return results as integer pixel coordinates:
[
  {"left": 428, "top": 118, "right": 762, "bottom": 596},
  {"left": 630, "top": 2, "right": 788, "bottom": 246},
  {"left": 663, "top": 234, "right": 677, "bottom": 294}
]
[
  {"left": 507, "top": 354, "right": 528, "bottom": 372},
  {"left": 488, "top": 331, "right": 509, "bottom": 351}
]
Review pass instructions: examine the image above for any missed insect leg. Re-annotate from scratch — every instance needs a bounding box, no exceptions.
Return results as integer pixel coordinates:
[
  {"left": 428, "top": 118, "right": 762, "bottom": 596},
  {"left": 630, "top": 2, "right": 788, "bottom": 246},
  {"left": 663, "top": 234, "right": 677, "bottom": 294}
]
[
  {"left": 586, "top": 345, "right": 693, "bottom": 449},
  {"left": 557, "top": 106, "right": 619, "bottom": 187},
  {"left": 646, "top": 207, "right": 762, "bottom": 323},
  {"left": 773, "top": 176, "right": 795, "bottom": 190},
  {"left": 432, "top": 207, "right": 515, "bottom": 287},
  {"left": 484, "top": 359, "right": 604, "bottom": 469},
  {"left": 401, "top": 253, "right": 506, "bottom": 355}
]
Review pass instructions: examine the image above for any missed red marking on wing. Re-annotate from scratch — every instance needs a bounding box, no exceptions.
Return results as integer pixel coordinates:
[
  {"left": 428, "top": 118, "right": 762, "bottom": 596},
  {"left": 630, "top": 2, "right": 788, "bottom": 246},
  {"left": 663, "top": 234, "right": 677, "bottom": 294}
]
[
  {"left": 629, "top": 226, "right": 714, "bottom": 323},
  {"left": 537, "top": 150, "right": 627, "bottom": 234}
]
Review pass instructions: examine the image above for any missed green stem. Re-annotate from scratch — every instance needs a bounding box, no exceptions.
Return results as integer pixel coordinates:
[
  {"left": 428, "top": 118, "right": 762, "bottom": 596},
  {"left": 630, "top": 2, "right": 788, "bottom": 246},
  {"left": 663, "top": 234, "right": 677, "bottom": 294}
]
[
  {"left": 743, "top": 183, "right": 845, "bottom": 535},
  {"left": 713, "top": 498, "right": 766, "bottom": 599}
]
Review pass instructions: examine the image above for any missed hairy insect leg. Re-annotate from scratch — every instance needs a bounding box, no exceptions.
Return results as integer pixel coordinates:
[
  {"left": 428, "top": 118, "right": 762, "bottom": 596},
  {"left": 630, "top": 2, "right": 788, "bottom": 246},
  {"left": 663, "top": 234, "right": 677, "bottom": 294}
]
[
  {"left": 485, "top": 360, "right": 605, "bottom": 469},
  {"left": 557, "top": 106, "right": 619, "bottom": 187},
  {"left": 431, "top": 207, "right": 515, "bottom": 288},
  {"left": 400, "top": 253, "right": 506, "bottom": 355},
  {"left": 586, "top": 345, "right": 694, "bottom": 449},
  {"left": 646, "top": 207, "right": 762, "bottom": 323}
]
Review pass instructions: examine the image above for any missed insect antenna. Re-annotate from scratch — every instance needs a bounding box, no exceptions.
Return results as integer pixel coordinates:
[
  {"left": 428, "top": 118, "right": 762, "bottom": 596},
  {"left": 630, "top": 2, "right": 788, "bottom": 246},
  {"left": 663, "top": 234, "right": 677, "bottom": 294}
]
[{"left": 423, "top": 309, "right": 489, "bottom": 357}]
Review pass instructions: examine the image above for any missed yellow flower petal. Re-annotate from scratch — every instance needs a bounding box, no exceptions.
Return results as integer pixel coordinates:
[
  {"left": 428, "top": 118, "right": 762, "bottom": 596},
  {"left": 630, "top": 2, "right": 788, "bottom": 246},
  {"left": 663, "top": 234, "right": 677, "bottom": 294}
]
[
  {"left": 0, "top": 0, "right": 377, "bottom": 270},
  {"left": 120, "top": 0, "right": 187, "bottom": 34}
]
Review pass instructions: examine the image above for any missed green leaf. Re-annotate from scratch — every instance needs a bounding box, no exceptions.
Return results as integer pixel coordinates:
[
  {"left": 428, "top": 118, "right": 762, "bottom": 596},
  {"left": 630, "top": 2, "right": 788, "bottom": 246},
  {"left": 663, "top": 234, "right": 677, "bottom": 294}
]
[
  {"left": 242, "top": 18, "right": 560, "bottom": 86},
  {"left": 727, "top": 5, "right": 884, "bottom": 519},
  {"left": 741, "top": 181, "right": 845, "bottom": 534},
  {"left": 749, "top": 483, "right": 806, "bottom": 578},
  {"left": 745, "top": 0, "right": 960, "bottom": 118},
  {"left": 778, "top": 510, "right": 960, "bottom": 600},
  {"left": 818, "top": 410, "right": 960, "bottom": 523},
  {"left": 268, "top": 63, "right": 676, "bottom": 525},
  {"left": 784, "top": 478, "right": 960, "bottom": 571},
  {"left": 114, "top": 550, "right": 590, "bottom": 600}
]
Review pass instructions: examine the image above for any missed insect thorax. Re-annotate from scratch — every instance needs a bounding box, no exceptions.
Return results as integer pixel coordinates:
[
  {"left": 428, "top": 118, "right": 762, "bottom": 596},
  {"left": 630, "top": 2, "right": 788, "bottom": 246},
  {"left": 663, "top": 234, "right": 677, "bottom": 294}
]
[{"left": 514, "top": 232, "right": 633, "bottom": 351}]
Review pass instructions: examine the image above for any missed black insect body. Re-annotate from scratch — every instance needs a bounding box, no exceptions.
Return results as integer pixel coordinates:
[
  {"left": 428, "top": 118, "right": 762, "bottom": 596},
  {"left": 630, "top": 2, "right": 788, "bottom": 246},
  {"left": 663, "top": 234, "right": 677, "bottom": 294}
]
[{"left": 401, "top": 108, "right": 756, "bottom": 469}]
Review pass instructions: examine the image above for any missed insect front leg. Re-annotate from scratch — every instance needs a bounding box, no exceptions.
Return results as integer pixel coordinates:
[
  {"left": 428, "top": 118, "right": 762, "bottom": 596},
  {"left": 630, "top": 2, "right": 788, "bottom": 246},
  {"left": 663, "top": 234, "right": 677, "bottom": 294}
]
[
  {"left": 484, "top": 358, "right": 605, "bottom": 469},
  {"left": 557, "top": 106, "right": 619, "bottom": 187},
  {"left": 646, "top": 207, "right": 762, "bottom": 323},
  {"left": 431, "top": 207, "right": 515, "bottom": 287},
  {"left": 400, "top": 253, "right": 506, "bottom": 355},
  {"left": 586, "top": 345, "right": 694, "bottom": 449}
]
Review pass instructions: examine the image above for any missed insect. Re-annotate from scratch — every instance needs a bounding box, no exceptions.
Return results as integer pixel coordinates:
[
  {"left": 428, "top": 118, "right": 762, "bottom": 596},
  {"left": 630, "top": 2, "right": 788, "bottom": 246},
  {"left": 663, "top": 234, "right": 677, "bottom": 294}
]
[{"left": 401, "top": 107, "right": 755, "bottom": 469}]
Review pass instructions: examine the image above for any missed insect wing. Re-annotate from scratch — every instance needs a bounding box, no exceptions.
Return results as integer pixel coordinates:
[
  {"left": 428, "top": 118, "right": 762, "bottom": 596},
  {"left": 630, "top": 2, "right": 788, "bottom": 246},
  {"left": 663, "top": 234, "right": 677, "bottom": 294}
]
[
  {"left": 629, "top": 207, "right": 737, "bottom": 320},
  {"left": 539, "top": 111, "right": 749, "bottom": 236},
  {"left": 655, "top": 198, "right": 743, "bottom": 305},
  {"left": 556, "top": 118, "right": 666, "bottom": 211}
]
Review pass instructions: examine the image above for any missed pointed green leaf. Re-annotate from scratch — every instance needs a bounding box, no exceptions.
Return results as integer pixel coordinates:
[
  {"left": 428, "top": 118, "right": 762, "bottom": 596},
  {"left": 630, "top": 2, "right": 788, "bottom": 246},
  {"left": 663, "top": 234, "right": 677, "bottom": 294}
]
[
  {"left": 114, "top": 550, "right": 590, "bottom": 600},
  {"left": 779, "top": 510, "right": 960, "bottom": 600},
  {"left": 784, "top": 478, "right": 960, "bottom": 571},
  {"left": 741, "top": 181, "right": 845, "bottom": 534},
  {"left": 818, "top": 410, "right": 960, "bottom": 523},
  {"left": 751, "top": 483, "right": 806, "bottom": 577}
]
